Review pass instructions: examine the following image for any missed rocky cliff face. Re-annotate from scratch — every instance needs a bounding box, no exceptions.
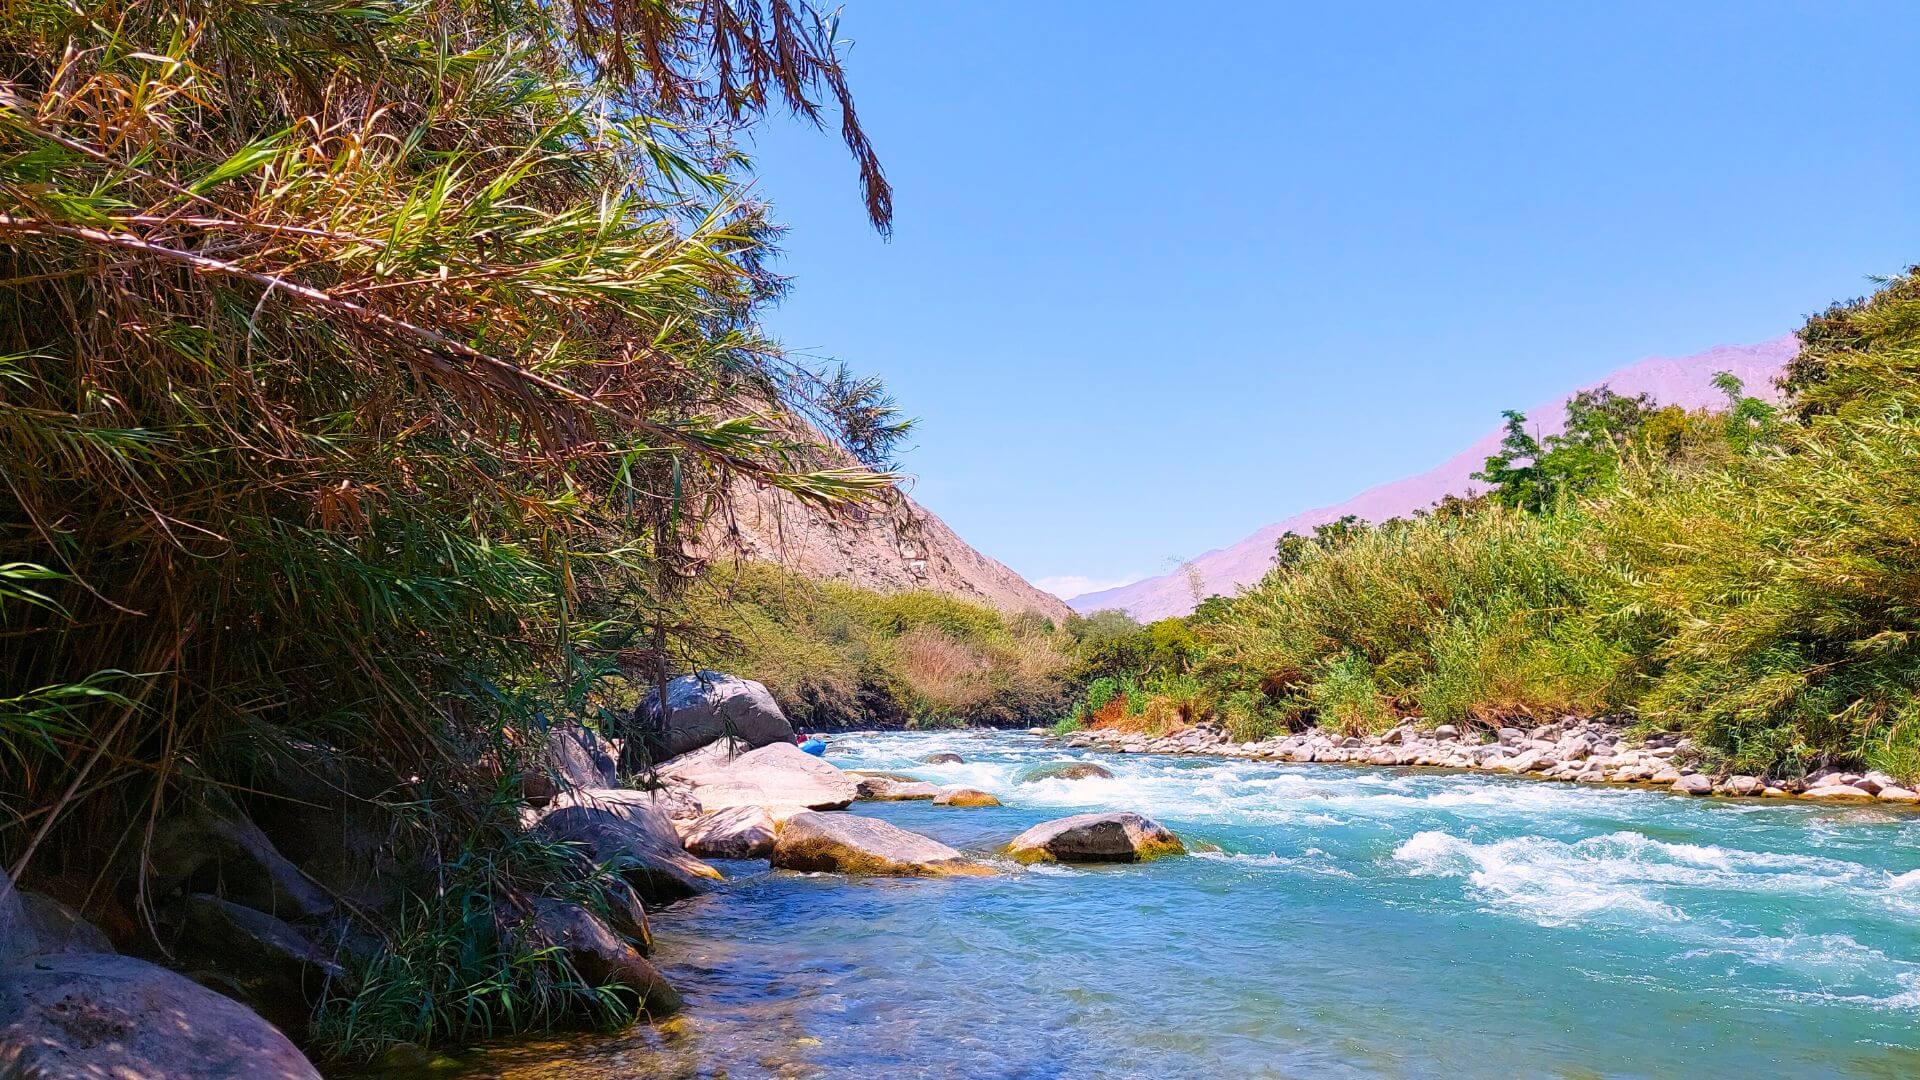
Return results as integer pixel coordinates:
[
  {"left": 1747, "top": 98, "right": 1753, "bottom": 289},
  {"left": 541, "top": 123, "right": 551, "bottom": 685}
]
[
  {"left": 1070, "top": 336, "right": 1800, "bottom": 621},
  {"left": 704, "top": 468, "right": 1072, "bottom": 624}
]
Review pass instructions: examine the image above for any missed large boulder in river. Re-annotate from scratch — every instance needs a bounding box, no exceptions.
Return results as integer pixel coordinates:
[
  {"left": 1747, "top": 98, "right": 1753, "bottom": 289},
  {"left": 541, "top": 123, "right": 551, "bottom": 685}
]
[
  {"left": 659, "top": 741, "right": 858, "bottom": 812},
  {"left": 771, "top": 812, "right": 991, "bottom": 877},
  {"left": 677, "top": 805, "right": 783, "bottom": 860},
  {"left": 641, "top": 671, "right": 794, "bottom": 760},
  {"left": 536, "top": 789, "right": 723, "bottom": 903},
  {"left": 1014, "top": 761, "right": 1114, "bottom": 783},
  {"left": 0, "top": 951, "right": 321, "bottom": 1079},
  {"left": 1005, "top": 812, "right": 1184, "bottom": 864}
]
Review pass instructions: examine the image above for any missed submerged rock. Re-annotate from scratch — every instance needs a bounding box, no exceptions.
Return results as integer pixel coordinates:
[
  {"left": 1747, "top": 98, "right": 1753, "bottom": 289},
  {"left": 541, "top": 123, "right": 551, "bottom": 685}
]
[
  {"left": 659, "top": 741, "right": 859, "bottom": 812},
  {"left": 920, "top": 752, "right": 964, "bottom": 765},
  {"left": 677, "top": 805, "right": 782, "bottom": 860},
  {"left": 0, "top": 952, "right": 320, "bottom": 1079},
  {"left": 1013, "top": 761, "right": 1114, "bottom": 783},
  {"left": 933, "top": 788, "right": 1001, "bottom": 808},
  {"left": 771, "top": 812, "right": 990, "bottom": 877},
  {"left": 640, "top": 671, "right": 794, "bottom": 760},
  {"left": 537, "top": 789, "right": 723, "bottom": 903},
  {"left": 1005, "top": 812, "right": 1185, "bottom": 864}
]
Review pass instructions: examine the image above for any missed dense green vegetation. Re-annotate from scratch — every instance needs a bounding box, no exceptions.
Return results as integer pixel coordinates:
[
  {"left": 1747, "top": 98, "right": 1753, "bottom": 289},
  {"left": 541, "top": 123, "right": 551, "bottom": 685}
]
[
  {"left": 0, "top": 0, "right": 900, "bottom": 1058},
  {"left": 685, "top": 562, "right": 1077, "bottom": 729},
  {"left": 1077, "top": 270, "right": 1920, "bottom": 782}
]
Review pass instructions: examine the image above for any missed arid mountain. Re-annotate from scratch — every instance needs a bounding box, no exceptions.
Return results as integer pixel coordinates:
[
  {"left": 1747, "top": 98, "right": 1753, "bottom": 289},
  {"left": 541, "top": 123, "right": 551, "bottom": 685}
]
[
  {"left": 706, "top": 470, "right": 1073, "bottom": 624},
  {"left": 1069, "top": 336, "right": 1800, "bottom": 621}
]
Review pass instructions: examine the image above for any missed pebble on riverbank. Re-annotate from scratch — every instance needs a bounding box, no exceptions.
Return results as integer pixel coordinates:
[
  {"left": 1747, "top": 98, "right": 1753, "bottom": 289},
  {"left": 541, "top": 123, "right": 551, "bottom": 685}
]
[{"left": 1059, "top": 720, "right": 1918, "bottom": 805}]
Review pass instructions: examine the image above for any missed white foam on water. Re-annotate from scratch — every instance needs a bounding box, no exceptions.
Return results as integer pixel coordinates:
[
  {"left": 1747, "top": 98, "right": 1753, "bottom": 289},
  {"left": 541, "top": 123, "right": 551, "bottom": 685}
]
[
  {"left": 1191, "top": 848, "right": 1356, "bottom": 879},
  {"left": 1394, "top": 829, "right": 1688, "bottom": 927}
]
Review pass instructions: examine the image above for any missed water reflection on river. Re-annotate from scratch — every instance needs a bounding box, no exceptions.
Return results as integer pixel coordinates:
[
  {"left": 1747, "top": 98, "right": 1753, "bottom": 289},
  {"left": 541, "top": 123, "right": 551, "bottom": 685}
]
[{"left": 447, "top": 730, "right": 1920, "bottom": 1079}]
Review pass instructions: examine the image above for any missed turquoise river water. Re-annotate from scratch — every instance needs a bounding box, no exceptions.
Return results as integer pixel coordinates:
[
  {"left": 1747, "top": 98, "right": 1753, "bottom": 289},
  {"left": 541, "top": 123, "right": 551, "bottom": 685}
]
[{"left": 461, "top": 730, "right": 1920, "bottom": 1078}]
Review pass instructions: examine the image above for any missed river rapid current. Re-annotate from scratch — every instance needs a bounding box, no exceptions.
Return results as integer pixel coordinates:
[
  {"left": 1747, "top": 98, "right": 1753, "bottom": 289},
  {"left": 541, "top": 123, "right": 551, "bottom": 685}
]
[{"left": 456, "top": 730, "right": 1920, "bottom": 1078}]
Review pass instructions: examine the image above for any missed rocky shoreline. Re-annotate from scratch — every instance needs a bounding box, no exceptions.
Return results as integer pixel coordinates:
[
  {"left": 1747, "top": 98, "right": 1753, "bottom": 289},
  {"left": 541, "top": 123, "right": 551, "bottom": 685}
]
[{"left": 1058, "top": 719, "right": 1920, "bottom": 805}]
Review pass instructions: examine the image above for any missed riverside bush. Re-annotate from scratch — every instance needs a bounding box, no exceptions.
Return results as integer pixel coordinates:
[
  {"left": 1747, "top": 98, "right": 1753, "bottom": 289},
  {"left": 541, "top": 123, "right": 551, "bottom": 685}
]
[
  {"left": 0, "top": 0, "right": 902, "bottom": 1058},
  {"left": 1091, "top": 268, "right": 1920, "bottom": 780},
  {"left": 684, "top": 562, "right": 1076, "bottom": 729}
]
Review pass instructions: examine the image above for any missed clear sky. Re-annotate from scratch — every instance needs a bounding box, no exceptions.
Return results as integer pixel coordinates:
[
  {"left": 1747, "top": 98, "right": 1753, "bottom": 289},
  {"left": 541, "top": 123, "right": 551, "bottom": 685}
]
[{"left": 744, "top": 2, "right": 1920, "bottom": 599}]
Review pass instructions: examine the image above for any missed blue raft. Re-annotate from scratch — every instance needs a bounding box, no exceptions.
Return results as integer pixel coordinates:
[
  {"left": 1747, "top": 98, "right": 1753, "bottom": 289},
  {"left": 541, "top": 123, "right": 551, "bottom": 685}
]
[{"left": 798, "top": 738, "right": 827, "bottom": 757}]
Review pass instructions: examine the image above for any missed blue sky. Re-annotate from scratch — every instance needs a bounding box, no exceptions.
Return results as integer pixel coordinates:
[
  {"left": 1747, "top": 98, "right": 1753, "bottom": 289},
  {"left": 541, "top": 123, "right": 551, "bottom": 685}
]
[{"left": 745, "top": 2, "right": 1920, "bottom": 598}]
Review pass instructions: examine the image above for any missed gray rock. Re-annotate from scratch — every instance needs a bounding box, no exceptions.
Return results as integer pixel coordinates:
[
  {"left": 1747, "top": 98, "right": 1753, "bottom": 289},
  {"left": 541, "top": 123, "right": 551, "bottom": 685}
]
[
  {"left": 1717, "top": 775, "right": 1763, "bottom": 797},
  {"left": 1802, "top": 783, "right": 1877, "bottom": 801},
  {"left": 536, "top": 789, "right": 724, "bottom": 903},
  {"left": 771, "top": 812, "right": 989, "bottom": 877},
  {"left": 933, "top": 788, "right": 1001, "bottom": 808},
  {"left": 1013, "top": 761, "right": 1115, "bottom": 783},
  {"left": 15, "top": 894, "right": 112, "bottom": 956},
  {"left": 676, "top": 805, "right": 781, "bottom": 860},
  {"left": 1876, "top": 785, "right": 1920, "bottom": 804},
  {"left": 0, "top": 952, "right": 320, "bottom": 1079},
  {"left": 166, "top": 894, "right": 344, "bottom": 1035},
  {"left": 541, "top": 722, "right": 619, "bottom": 793},
  {"left": 1671, "top": 774, "right": 1714, "bottom": 796},
  {"left": 0, "top": 872, "right": 28, "bottom": 966},
  {"left": 920, "top": 752, "right": 964, "bottom": 765},
  {"left": 856, "top": 777, "right": 946, "bottom": 801},
  {"left": 657, "top": 741, "right": 859, "bottom": 812},
  {"left": 1006, "top": 812, "right": 1185, "bottom": 864},
  {"left": 146, "top": 789, "right": 334, "bottom": 922},
  {"left": 1497, "top": 728, "right": 1526, "bottom": 746},
  {"left": 1433, "top": 725, "right": 1460, "bottom": 740},
  {"left": 639, "top": 671, "right": 794, "bottom": 760},
  {"left": 527, "top": 897, "right": 679, "bottom": 1017}
]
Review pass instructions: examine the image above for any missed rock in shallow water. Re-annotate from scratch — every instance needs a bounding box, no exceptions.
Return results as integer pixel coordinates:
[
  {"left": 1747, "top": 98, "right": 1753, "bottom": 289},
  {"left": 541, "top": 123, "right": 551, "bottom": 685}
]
[
  {"left": 920, "top": 752, "right": 964, "bottom": 765},
  {"left": 528, "top": 897, "right": 680, "bottom": 1018},
  {"left": 1014, "top": 761, "right": 1114, "bottom": 783},
  {"left": 934, "top": 788, "right": 1001, "bottom": 808},
  {"left": 771, "top": 812, "right": 990, "bottom": 877},
  {"left": 1005, "top": 813, "right": 1185, "bottom": 864},
  {"left": 1670, "top": 774, "right": 1714, "bottom": 796},
  {"left": 856, "top": 777, "right": 946, "bottom": 801},
  {"left": 677, "top": 805, "right": 782, "bottom": 859},
  {"left": 536, "top": 788, "right": 723, "bottom": 902}
]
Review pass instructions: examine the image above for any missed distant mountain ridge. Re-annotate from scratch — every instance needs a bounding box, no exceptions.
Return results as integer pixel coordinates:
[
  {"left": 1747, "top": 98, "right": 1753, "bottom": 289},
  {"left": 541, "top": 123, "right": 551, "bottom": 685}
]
[
  {"left": 1068, "top": 336, "right": 1801, "bottom": 621},
  {"left": 702, "top": 428, "right": 1073, "bottom": 622}
]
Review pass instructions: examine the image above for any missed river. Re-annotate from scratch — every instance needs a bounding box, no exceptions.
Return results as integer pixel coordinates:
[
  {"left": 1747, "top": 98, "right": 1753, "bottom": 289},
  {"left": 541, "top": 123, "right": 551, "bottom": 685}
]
[{"left": 457, "top": 729, "right": 1920, "bottom": 1078}]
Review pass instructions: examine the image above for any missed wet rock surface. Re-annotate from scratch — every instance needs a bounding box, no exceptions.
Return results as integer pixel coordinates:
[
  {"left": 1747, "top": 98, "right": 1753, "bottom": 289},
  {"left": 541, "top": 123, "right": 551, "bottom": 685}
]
[
  {"left": 1005, "top": 812, "right": 1184, "bottom": 864},
  {"left": 771, "top": 812, "right": 991, "bottom": 877}
]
